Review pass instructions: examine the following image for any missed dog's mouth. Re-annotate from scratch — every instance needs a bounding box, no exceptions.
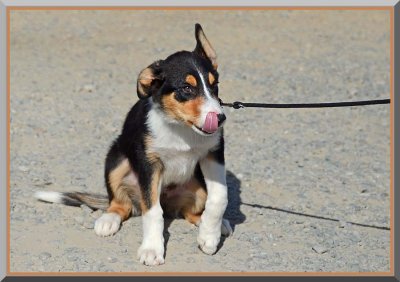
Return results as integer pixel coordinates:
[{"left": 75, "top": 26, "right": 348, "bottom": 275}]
[
  {"left": 191, "top": 112, "right": 225, "bottom": 136},
  {"left": 192, "top": 112, "right": 219, "bottom": 136},
  {"left": 191, "top": 125, "right": 216, "bottom": 136}
]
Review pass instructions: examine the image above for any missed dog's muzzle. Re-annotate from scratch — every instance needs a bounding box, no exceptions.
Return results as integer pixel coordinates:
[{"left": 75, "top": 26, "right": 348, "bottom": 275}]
[
  {"left": 202, "top": 112, "right": 226, "bottom": 134},
  {"left": 217, "top": 113, "right": 226, "bottom": 126}
]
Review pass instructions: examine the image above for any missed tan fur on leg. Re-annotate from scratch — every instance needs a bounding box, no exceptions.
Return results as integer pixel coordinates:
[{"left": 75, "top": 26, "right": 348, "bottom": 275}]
[
  {"left": 107, "top": 159, "right": 134, "bottom": 221},
  {"left": 161, "top": 177, "right": 207, "bottom": 225}
]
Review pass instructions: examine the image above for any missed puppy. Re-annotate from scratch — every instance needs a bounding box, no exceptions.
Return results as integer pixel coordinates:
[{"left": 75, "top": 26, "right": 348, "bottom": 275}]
[{"left": 35, "top": 23, "right": 232, "bottom": 266}]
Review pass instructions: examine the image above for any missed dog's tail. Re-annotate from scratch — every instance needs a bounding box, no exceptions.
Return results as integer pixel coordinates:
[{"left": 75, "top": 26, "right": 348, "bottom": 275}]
[{"left": 34, "top": 191, "right": 109, "bottom": 210}]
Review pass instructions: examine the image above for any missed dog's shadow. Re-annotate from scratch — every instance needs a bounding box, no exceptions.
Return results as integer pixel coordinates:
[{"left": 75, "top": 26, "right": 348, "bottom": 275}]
[
  {"left": 163, "top": 170, "right": 245, "bottom": 254},
  {"left": 224, "top": 170, "right": 246, "bottom": 229}
]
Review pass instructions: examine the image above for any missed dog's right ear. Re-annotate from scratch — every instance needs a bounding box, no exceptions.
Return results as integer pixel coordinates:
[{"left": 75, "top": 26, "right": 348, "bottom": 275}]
[
  {"left": 137, "top": 61, "right": 163, "bottom": 99},
  {"left": 194, "top": 23, "right": 218, "bottom": 70}
]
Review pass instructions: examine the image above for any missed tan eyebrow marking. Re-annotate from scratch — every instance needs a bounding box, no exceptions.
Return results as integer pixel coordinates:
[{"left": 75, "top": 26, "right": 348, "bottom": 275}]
[
  {"left": 185, "top": 75, "right": 197, "bottom": 87},
  {"left": 208, "top": 72, "right": 215, "bottom": 85}
]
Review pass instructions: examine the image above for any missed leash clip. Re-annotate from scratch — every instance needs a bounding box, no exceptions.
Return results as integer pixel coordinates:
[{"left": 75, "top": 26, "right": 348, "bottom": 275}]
[
  {"left": 232, "top": 101, "right": 244, "bottom": 109},
  {"left": 218, "top": 98, "right": 244, "bottom": 109}
]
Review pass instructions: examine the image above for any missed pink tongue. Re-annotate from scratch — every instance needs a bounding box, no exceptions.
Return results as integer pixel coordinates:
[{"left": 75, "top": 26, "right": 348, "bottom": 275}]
[{"left": 202, "top": 112, "right": 219, "bottom": 133}]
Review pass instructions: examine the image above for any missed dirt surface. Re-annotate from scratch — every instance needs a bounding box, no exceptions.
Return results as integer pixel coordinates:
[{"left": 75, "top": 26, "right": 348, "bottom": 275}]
[{"left": 10, "top": 10, "right": 391, "bottom": 272}]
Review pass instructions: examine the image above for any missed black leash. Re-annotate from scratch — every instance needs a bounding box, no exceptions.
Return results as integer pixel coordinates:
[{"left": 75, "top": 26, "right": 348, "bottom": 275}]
[{"left": 220, "top": 98, "right": 390, "bottom": 109}]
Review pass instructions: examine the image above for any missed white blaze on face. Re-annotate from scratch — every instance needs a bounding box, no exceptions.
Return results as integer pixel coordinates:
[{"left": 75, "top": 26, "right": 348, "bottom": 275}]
[{"left": 196, "top": 68, "right": 223, "bottom": 130}]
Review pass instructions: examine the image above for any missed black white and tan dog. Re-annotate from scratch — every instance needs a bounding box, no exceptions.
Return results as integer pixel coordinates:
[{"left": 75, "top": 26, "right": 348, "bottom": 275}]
[{"left": 35, "top": 23, "right": 232, "bottom": 266}]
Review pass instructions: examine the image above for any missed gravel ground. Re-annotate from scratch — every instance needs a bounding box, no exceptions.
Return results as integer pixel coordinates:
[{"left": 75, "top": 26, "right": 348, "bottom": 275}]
[{"left": 10, "top": 10, "right": 390, "bottom": 272}]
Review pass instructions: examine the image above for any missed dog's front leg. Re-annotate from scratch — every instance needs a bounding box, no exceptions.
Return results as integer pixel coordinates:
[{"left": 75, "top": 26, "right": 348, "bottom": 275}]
[
  {"left": 197, "top": 152, "right": 229, "bottom": 255},
  {"left": 136, "top": 164, "right": 165, "bottom": 266}
]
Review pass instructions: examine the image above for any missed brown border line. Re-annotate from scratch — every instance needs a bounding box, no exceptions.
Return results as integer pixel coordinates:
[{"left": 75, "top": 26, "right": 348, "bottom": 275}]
[
  {"left": 4, "top": 5, "right": 394, "bottom": 10},
  {"left": 6, "top": 5, "right": 10, "bottom": 277},
  {"left": 390, "top": 7, "right": 395, "bottom": 277},
  {"left": 5, "top": 5, "right": 395, "bottom": 277},
  {"left": 9, "top": 270, "right": 394, "bottom": 276}
]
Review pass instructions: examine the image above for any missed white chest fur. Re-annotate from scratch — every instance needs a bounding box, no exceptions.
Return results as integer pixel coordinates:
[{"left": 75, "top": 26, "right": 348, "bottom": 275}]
[{"left": 147, "top": 108, "right": 221, "bottom": 186}]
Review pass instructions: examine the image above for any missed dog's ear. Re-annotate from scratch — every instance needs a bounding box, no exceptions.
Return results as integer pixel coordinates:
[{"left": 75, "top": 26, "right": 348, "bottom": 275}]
[
  {"left": 137, "top": 61, "right": 164, "bottom": 99},
  {"left": 193, "top": 23, "right": 218, "bottom": 70}
]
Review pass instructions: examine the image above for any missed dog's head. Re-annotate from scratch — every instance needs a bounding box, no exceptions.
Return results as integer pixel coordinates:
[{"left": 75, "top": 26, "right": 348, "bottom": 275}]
[{"left": 137, "top": 24, "right": 225, "bottom": 136}]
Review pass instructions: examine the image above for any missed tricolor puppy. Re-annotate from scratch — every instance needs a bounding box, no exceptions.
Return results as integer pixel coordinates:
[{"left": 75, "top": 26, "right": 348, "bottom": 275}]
[{"left": 35, "top": 23, "right": 232, "bottom": 266}]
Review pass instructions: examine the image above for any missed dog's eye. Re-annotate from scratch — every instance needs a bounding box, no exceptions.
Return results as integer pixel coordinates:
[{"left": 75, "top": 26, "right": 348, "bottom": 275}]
[{"left": 182, "top": 86, "right": 193, "bottom": 94}]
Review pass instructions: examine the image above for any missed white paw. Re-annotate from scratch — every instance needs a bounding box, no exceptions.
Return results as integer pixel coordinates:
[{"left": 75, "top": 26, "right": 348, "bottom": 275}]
[
  {"left": 197, "top": 224, "right": 220, "bottom": 255},
  {"left": 94, "top": 213, "right": 121, "bottom": 237},
  {"left": 221, "top": 218, "right": 233, "bottom": 237},
  {"left": 197, "top": 233, "right": 219, "bottom": 255},
  {"left": 137, "top": 243, "right": 165, "bottom": 266}
]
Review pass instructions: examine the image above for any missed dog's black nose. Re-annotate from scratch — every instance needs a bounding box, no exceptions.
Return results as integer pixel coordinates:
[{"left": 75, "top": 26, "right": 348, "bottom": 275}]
[{"left": 217, "top": 113, "right": 226, "bottom": 126}]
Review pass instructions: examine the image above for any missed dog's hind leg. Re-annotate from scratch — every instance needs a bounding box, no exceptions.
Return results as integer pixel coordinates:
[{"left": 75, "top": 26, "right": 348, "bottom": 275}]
[
  {"left": 161, "top": 175, "right": 232, "bottom": 237},
  {"left": 180, "top": 178, "right": 232, "bottom": 237},
  {"left": 181, "top": 178, "right": 206, "bottom": 226},
  {"left": 95, "top": 158, "right": 133, "bottom": 237},
  {"left": 161, "top": 177, "right": 206, "bottom": 226}
]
